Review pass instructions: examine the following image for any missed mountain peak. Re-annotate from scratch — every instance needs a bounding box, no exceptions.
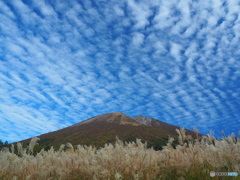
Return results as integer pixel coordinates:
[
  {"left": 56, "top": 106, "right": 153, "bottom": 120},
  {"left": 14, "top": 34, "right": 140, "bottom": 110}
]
[
  {"left": 112, "top": 112, "right": 124, "bottom": 115},
  {"left": 74, "top": 112, "right": 143, "bottom": 126}
]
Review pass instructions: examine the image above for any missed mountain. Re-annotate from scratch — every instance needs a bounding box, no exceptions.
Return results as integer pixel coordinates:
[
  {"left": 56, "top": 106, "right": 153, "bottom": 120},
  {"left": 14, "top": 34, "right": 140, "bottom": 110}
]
[{"left": 19, "top": 112, "right": 200, "bottom": 150}]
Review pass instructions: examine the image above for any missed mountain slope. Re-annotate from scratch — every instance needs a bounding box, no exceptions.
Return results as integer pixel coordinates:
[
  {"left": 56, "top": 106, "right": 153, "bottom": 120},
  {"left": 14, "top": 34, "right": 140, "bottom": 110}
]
[
  {"left": 19, "top": 112, "right": 199, "bottom": 150},
  {"left": 134, "top": 115, "right": 197, "bottom": 137}
]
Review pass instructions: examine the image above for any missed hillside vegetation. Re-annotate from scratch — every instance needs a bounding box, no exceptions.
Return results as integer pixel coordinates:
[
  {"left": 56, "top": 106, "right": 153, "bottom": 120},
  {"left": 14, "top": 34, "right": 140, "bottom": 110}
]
[{"left": 0, "top": 128, "right": 239, "bottom": 180}]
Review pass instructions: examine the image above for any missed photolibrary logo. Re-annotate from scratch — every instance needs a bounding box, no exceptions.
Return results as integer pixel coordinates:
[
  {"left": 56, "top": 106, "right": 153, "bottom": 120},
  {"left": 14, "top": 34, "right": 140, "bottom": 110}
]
[
  {"left": 210, "top": 171, "right": 215, "bottom": 177},
  {"left": 210, "top": 171, "right": 238, "bottom": 177}
]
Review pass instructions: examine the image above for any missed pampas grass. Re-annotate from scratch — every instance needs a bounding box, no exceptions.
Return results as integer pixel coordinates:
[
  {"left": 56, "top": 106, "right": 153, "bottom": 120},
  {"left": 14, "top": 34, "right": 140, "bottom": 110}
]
[{"left": 0, "top": 128, "right": 239, "bottom": 180}]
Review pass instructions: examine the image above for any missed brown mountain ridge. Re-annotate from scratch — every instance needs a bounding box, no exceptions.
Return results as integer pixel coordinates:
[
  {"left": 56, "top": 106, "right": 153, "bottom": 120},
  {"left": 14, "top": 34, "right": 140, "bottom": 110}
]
[{"left": 19, "top": 112, "right": 201, "bottom": 150}]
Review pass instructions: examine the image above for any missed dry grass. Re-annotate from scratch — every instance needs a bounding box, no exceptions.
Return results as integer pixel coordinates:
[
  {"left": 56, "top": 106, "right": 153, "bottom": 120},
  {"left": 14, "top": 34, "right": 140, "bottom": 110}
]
[{"left": 0, "top": 128, "right": 239, "bottom": 180}]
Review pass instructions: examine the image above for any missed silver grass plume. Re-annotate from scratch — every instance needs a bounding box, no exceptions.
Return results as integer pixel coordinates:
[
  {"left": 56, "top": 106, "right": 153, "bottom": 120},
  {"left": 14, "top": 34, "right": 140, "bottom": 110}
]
[
  {"left": 28, "top": 137, "right": 40, "bottom": 154},
  {"left": 66, "top": 143, "right": 74, "bottom": 153},
  {"left": 17, "top": 142, "right": 23, "bottom": 156},
  {"left": 11, "top": 144, "right": 14, "bottom": 154},
  {"left": 193, "top": 126, "right": 199, "bottom": 139}
]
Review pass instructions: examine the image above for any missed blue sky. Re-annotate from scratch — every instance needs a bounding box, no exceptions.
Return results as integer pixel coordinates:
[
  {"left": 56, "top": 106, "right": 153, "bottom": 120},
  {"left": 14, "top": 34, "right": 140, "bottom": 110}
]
[{"left": 0, "top": 0, "right": 240, "bottom": 143}]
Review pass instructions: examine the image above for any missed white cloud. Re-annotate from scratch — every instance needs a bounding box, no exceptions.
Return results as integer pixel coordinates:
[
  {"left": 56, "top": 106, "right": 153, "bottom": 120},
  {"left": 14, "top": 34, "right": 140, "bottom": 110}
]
[
  {"left": 113, "top": 5, "right": 124, "bottom": 17},
  {"left": 170, "top": 42, "right": 182, "bottom": 62},
  {"left": 153, "top": 1, "right": 178, "bottom": 29},
  {"left": 157, "top": 73, "right": 167, "bottom": 82},
  {"left": 32, "top": 0, "right": 56, "bottom": 17},
  {"left": 126, "top": 0, "right": 152, "bottom": 29},
  {"left": 131, "top": 32, "right": 145, "bottom": 46},
  {"left": 0, "top": 103, "right": 66, "bottom": 142},
  {"left": 6, "top": 42, "right": 26, "bottom": 57},
  {"left": 0, "top": 1, "right": 15, "bottom": 18}
]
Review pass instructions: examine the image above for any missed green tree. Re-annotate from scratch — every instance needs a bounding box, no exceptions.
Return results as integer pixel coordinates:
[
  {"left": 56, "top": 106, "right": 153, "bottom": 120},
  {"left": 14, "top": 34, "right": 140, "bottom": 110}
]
[{"left": 0, "top": 140, "right": 8, "bottom": 146}]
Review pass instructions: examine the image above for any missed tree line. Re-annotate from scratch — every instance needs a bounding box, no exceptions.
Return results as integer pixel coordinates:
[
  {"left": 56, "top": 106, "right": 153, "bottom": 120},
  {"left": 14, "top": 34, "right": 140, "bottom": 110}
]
[{"left": 0, "top": 139, "right": 8, "bottom": 146}]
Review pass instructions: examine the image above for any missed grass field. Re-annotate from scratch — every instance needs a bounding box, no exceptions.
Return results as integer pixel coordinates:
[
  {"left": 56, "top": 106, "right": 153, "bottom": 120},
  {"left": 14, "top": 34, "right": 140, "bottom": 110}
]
[{"left": 0, "top": 128, "right": 239, "bottom": 180}]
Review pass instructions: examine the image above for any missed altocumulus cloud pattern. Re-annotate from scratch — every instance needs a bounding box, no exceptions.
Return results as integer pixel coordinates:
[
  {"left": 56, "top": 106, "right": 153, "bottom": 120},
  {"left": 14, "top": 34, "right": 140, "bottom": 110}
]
[{"left": 0, "top": 0, "right": 240, "bottom": 142}]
